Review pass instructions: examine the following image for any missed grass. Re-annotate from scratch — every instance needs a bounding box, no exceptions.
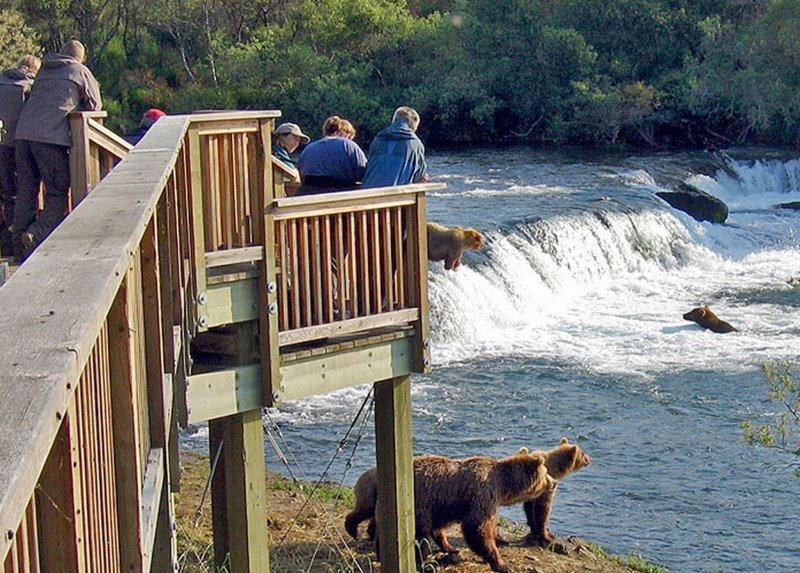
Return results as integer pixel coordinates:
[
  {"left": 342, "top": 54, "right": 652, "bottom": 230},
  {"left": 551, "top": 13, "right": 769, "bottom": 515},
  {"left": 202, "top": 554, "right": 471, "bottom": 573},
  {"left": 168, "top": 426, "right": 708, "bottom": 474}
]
[{"left": 585, "top": 542, "right": 668, "bottom": 573}]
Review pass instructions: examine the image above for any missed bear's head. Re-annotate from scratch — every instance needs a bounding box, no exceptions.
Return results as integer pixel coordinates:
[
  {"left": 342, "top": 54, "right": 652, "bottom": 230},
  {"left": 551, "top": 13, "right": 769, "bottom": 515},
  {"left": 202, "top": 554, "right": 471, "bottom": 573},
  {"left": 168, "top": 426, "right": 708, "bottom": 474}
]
[
  {"left": 683, "top": 306, "right": 709, "bottom": 321},
  {"left": 463, "top": 228, "right": 485, "bottom": 250},
  {"left": 545, "top": 438, "right": 592, "bottom": 480}
]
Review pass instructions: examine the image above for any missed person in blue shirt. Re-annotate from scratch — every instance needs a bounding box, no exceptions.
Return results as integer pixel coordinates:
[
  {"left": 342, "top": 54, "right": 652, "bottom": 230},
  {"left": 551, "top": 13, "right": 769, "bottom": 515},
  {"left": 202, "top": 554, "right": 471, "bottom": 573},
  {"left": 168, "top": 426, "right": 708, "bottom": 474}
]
[
  {"left": 297, "top": 116, "right": 367, "bottom": 195},
  {"left": 272, "top": 122, "right": 309, "bottom": 169},
  {"left": 362, "top": 106, "right": 428, "bottom": 189}
]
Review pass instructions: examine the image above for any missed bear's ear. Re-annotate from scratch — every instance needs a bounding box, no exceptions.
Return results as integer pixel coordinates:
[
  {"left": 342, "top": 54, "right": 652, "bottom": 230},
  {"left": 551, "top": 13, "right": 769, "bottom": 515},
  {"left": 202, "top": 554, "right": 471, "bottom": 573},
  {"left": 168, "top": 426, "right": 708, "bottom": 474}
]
[
  {"left": 559, "top": 437, "right": 570, "bottom": 445},
  {"left": 518, "top": 447, "right": 530, "bottom": 455}
]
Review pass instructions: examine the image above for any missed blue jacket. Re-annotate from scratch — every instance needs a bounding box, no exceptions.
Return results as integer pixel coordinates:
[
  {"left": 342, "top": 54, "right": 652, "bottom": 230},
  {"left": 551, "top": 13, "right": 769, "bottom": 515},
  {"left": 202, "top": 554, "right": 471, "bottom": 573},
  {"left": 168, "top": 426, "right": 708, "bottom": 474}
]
[
  {"left": 362, "top": 120, "right": 427, "bottom": 188},
  {"left": 298, "top": 136, "right": 367, "bottom": 186}
]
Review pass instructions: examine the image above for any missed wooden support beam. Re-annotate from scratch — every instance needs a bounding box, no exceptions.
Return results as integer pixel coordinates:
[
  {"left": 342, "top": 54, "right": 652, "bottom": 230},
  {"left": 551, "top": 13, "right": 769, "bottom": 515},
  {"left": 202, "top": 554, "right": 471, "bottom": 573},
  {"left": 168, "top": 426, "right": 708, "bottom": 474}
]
[
  {"left": 374, "top": 375, "right": 416, "bottom": 573},
  {"left": 210, "top": 409, "right": 270, "bottom": 573}
]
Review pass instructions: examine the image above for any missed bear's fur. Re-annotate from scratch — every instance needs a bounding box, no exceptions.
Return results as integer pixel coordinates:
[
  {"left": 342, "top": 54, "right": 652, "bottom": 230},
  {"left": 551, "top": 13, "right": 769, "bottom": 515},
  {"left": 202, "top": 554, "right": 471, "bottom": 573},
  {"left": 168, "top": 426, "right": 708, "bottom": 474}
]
[
  {"left": 427, "top": 222, "right": 484, "bottom": 270},
  {"left": 683, "top": 306, "right": 738, "bottom": 333},
  {"left": 520, "top": 438, "right": 592, "bottom": 545},
  {"left": 348, "top": 451, "right": 553, "bottom": 573}
]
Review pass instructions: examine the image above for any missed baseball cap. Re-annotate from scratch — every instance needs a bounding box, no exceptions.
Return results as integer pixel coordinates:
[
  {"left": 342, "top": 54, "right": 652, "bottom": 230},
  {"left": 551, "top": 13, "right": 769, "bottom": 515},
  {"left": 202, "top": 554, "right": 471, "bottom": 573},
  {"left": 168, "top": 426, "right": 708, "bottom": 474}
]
[{"left": 275, "top": 122, "right": 310, "bottom": 144}]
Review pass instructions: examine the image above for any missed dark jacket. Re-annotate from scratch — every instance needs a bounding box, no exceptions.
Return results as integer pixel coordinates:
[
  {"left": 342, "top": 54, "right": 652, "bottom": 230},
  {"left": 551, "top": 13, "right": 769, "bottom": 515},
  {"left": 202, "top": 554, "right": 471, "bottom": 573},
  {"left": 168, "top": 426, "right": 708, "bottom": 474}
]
[
  {"left": 0, "top": 68, "right": 36, "bottom": 148},
  {"left": 15, "top": 53, "right": 101, "bottom": 147},
  {"left": 361, "top": 120, "right": 427, "bottom": 188}
]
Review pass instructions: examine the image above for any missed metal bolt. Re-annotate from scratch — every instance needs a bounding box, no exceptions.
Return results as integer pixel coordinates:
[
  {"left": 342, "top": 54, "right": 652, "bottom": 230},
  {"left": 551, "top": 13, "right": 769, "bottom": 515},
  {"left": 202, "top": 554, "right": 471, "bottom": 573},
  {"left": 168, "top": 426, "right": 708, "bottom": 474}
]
[
  {"left": 197, "top": 315, "right": 208, "bottom": 328},
  {"left": 267, "top": 281, "right": 277, "bottom": 294},
  {"left": 272, "top": 391, "right": 280, "bottom": 402},
  {"left": 268, "top": 302, "right": 278, "bottom": 315},
  {"left": 197, "top": 292, "right": 207, "bottom": 305},
  {"left": 422, "top": 339, "right": 430, "bottom": 349},
  {"left": 424, "top": 357, "right": 431, "bottom": 368}
]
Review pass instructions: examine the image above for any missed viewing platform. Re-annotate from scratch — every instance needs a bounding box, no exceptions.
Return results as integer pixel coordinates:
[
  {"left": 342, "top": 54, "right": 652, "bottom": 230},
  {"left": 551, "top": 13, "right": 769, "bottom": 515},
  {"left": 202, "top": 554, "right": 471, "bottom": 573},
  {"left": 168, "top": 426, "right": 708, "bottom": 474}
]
[{"left": 0, "top": 110, "right": 442, "bottom": 572}]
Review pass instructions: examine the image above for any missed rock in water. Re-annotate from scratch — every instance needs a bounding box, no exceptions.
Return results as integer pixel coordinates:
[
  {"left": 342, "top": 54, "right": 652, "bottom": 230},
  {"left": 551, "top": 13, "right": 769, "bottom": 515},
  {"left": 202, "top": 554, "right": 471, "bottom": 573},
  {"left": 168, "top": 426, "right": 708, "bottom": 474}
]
[{"left": 656, "top": 182, "right": 729, "bottom": 223}]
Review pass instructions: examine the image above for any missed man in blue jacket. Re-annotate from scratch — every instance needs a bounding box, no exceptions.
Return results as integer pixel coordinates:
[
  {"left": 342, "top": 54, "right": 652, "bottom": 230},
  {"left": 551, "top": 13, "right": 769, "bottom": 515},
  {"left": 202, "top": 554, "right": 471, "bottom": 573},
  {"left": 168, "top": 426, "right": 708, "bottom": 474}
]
[{"left": 362, "top": 106, "right": 428, "bottom": 188}]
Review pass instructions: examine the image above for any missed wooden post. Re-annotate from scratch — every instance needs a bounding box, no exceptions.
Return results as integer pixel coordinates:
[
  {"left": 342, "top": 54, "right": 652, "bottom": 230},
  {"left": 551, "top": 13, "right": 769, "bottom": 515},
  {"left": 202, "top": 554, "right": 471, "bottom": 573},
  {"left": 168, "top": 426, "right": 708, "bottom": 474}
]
[
  {"left": 374, "top": 375, "right": 416, "bottom": 573},
  {"left": 188, "top": 125, "right": 209, "bottom": 332},
  {"left": 407, "top": 194, "right": 431, "bottom": 373},
  {"left": 254, "top": 119, "right": 282, "bottom": 406},
  {"left": 209, "top": 409, "right": 270, "bottom": 573},
  {"left": 69, "top": 114, "right": 91, "bottom": 207}
]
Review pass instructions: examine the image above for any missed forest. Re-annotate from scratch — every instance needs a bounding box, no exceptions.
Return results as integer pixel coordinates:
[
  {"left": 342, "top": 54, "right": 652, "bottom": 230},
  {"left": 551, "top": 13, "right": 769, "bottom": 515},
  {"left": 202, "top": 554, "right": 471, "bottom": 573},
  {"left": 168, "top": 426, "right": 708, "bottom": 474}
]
[{"left": 1, "top": 0, "right": 799, "bottom": 148}]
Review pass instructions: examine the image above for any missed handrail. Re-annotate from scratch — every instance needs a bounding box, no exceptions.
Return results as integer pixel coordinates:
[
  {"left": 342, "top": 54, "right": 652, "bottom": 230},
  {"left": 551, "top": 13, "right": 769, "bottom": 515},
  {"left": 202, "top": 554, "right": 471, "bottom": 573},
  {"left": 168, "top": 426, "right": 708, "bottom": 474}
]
[{"left": 0, "top": 110, "right": 280, "bottom": 570}]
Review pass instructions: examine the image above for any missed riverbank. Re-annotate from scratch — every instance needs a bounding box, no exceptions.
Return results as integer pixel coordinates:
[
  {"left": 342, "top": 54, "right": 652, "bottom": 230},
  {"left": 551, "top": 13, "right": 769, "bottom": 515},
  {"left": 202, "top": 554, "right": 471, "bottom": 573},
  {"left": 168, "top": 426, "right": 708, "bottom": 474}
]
[{"left": 175, "top": 451, "right": 665, "bottom": 573}]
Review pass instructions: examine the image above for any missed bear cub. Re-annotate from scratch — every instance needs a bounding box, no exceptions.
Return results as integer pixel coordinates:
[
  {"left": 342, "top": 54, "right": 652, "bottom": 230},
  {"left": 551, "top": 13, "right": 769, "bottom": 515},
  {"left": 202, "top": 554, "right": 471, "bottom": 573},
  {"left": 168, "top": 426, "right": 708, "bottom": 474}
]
[{"left": 520, "top": 437, "right": 592, "bottom": 545}]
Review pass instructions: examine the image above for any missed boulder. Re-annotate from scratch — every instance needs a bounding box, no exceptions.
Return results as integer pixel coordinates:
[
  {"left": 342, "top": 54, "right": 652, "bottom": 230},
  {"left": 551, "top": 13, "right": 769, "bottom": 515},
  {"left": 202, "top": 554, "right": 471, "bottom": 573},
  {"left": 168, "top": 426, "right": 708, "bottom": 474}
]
[
  {"left": 777, "top": 201, "right": 800, "bottom": 210},
  {"left": 656, "top": 182, "right": 729, "bottom": 223}
]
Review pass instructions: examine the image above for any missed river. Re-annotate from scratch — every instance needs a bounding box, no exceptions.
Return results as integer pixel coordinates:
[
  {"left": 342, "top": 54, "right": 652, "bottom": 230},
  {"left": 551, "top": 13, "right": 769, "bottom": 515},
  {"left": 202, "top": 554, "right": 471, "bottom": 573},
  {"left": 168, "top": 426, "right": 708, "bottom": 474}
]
[{"left": 185, "top": 146, "right": 800, "bottom": 572}]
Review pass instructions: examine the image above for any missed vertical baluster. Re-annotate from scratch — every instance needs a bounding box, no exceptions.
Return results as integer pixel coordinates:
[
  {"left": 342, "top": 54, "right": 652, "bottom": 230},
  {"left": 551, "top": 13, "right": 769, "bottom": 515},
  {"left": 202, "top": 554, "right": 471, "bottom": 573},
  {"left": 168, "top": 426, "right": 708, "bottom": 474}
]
[
  {"left": 394, "top": 208, "right": 405, "bottom": 308},
  {"left": 347, "top": 213, "right": 359, "bottom": 318},
  {"left": 322, "top": 216, "right": 335, "bottom": 323},
  {"left": 289, "top": 220, "right": 301, "bottom": 330},
  {"left": 335, "top": 214, "right": 346, "bottom": 321},
  {"left": 358, "top": 211, "right": 370, "bottom": 315},
  {"left": 311, "top": 218, "right": 323, "bottom": 325},
  {"left": 382, "top": 209, "right": 394, "bottom": 311}
]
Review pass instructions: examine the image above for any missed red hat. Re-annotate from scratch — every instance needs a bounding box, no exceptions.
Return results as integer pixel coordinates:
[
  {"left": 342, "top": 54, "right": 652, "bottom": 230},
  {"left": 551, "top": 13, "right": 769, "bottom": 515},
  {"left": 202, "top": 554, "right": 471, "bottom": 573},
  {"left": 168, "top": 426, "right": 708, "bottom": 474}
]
[{"left": 140, "top": 108, "right": 166, "bottom": 128}]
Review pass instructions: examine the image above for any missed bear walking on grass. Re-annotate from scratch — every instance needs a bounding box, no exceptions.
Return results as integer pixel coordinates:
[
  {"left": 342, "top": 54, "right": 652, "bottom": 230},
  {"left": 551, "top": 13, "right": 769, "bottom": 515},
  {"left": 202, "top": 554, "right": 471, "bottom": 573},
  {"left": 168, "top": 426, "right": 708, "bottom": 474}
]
[
  {"left": 520, "top": 438, "right": 592, "bottom": 545},
  {"left": 349, "top": 450, "right": 553, "bottom": 573}
]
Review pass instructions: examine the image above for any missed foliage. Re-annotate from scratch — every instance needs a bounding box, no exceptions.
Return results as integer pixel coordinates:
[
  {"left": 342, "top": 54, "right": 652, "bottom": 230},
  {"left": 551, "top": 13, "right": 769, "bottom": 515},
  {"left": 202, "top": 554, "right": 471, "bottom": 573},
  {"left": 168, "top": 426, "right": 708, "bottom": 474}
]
[
  {"left": 742, "top": 362, "right": 800, "bottom": 477},
  {"left": 0, "top": 10, "right": 42, "bottom": 69},
  {"left": 3, "top": 0, "right": 800, "bottom": 146}
]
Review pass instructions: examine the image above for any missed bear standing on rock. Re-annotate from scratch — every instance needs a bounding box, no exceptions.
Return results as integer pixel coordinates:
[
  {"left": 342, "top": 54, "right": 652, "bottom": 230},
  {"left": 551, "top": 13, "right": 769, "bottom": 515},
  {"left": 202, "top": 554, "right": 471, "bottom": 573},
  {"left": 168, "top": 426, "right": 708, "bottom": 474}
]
[
  {"left": 350, "top": 450, "right": 553, "bottom": 573},
  {"left": 427, "top": 222, "right": 484, "bottom": 270}
]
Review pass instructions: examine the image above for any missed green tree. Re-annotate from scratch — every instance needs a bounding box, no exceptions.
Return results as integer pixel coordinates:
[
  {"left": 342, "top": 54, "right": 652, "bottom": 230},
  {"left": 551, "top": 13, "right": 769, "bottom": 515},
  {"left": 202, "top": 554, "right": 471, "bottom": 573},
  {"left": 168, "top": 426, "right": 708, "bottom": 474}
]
[
  {"left": 743, "top": 362, "right": 800, "bottom": 477},
  {"left": 0, "top": 10, "right": 42, "bottom": 69}
]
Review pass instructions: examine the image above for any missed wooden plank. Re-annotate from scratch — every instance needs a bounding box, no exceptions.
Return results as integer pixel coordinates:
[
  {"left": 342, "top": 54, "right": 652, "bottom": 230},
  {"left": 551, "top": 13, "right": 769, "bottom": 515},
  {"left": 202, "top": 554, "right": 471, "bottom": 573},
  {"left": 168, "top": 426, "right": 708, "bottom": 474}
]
[
  {"left": 359, "top": 211, "right": 370, "bottom": 314},
  {"left": 311, "top": 218, "right": 323, "bottom": 325},
  {"left": 36, "top": 413, "right": 82, "bottom": 573},
  {"left": 278, "top": 308, "right": 418, "bottom": 347},
  {"left": 272, "top": 182, "right": 444, "bottom": 210},
  {"left": 407, "top": 195, "right": 431, "bottom": 373},
  {"left": 108, "top": 276, "right": 145, "bottom": 573},
  {"left": 210, "top": 411, "right": 269, "bottom": 572},
  {"left": 373, "top": 375, "right": 416, "bottom": 573},
  {"left": 188, "top": 125, "right": 209, "bottom": 331},
  {"left": 185, "top": 366, "right": 262, "bottom": 424},
  {"left": 277, "top": 335, "right": 414, "bottom": 404},
  {"left": 254, "top": 119, "right": 282, "bottom": 409},
  {"left": 69, "top": 114, "right": 92, "bottom": 206},
  {"left": 205, "top": 278, "right": 259, "bottom": 327},
  {"left": 139, "top": 448, "right": 165, "bottom": 573}
]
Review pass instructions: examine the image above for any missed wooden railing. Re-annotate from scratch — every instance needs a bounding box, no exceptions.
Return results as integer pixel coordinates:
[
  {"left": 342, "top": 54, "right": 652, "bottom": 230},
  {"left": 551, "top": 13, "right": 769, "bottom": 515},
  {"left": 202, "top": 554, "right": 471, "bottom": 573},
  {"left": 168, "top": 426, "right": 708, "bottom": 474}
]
[
  {"left": 0, "top": 108, "right": 438, "bottom": 572},
  {"left": 273, "top": 186, "right": 433, "bottom": 349}
]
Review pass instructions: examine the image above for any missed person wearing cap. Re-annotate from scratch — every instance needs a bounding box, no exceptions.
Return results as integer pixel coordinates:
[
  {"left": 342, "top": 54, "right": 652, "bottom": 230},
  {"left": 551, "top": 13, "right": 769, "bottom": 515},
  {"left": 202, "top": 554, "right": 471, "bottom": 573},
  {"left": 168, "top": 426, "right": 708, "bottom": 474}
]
[
  {"left": 273, "top": 122, "right": 309, "bottom": 169},
  {"left": 297, "top": 115, "right": 367, "bottom": 196},
  {"left": 362, "top": 106, "right": 428, "bottom": 189},
  {"left": 0, "top": 54, "right": 40, "bottom": 257},
  {"left": 123, "top": 108, "right": 166, "bottom": 145},
  {"left": 13, "top": 39, "right": 101, "bottom": 260}
]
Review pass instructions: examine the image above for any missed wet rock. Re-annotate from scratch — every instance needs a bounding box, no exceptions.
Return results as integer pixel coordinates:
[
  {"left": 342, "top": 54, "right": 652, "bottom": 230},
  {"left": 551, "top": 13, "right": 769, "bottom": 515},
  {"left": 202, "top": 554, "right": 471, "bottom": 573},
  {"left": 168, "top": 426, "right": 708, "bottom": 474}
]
[
  {"left": 777, "top": 201, "right": 800, "bottom": 210},
  {"left": 656, "top": 182, "right": 729, "bottom": 223}
]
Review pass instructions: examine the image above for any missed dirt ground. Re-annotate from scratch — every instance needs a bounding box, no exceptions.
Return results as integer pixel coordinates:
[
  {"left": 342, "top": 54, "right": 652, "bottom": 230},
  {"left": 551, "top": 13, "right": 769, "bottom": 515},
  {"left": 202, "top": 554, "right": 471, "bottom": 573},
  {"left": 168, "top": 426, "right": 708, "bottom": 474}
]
[{"left": 174, "top": 451, "right": 660, "bottom": 573}]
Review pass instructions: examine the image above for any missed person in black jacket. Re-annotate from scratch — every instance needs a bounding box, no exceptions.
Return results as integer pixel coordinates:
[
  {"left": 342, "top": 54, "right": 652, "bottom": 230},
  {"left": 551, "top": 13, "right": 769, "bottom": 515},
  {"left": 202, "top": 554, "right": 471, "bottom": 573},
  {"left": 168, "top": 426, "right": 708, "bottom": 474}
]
[
  {"left": 13, "top": 40, "right": 101, "bottom": 260},
  {"left": 0, "top": 55, "right": 40, "bottom": 257}
]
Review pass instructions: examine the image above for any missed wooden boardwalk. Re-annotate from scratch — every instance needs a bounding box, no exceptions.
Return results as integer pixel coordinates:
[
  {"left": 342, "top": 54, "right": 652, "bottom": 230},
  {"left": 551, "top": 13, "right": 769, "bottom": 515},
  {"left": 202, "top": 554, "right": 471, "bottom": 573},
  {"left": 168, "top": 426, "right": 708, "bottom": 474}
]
[{"left": 0, "top": 110, "right": 441, "bottom": 573}]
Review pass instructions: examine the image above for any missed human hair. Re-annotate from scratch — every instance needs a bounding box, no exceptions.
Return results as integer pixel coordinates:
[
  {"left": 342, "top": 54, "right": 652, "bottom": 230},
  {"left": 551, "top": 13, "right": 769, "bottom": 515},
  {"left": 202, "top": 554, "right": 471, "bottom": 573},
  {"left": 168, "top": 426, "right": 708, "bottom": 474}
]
[
  {"left": 60, "top": 39, "right": 86, "bottom": 62},
  {"left": 322, "top": 116, "right": 356, "bottom": 138},
  {"left": 16, "top": 55, "right": 41, "bottom": 75},
  {"left": 392, "top": 106, "right": 420, "bottom": 131}
]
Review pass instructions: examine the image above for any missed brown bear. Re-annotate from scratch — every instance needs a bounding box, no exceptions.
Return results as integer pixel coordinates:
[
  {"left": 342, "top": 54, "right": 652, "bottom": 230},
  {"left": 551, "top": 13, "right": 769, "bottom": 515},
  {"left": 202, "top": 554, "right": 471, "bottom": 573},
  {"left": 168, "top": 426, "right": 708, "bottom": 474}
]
[
  {"left": 520, "top": 438, "right": 592, "bottom": 545},
  {"left": 682, "top": 306, "right": 738, "bottom": 333},
  {"left": 349, "top": 451, "right": 553, "bottom": 573},
  {"left": 427, "top": 222, "right": 484, "bottom": 270}
]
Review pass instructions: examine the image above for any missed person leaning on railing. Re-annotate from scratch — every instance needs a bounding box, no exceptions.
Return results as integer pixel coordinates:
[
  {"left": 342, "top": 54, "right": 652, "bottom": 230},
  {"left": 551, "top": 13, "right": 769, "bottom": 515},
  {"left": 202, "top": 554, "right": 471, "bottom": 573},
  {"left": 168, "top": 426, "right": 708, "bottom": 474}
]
[
  {"left": 296, "top": 115, "right": 367, "bottom": 196},
  {"left": 361, "top": 106, "right": 429, "bottom": 189},
  {"left": 0, "top": 54, "right": 41, "bottom": 258},
  {"left": 12, "top": 39, "right": 102, "bottom": 262}
]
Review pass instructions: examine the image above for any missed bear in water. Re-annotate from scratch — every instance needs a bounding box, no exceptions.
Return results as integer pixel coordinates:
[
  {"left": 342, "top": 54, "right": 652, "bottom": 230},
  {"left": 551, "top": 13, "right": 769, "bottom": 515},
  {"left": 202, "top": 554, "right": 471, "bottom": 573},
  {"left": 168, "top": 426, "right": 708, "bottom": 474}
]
[
  {"left": 427, "top": 222, "right": 484, "bottom": 270},
  {"left": 683, "top": 306, "right": 738, "bottom": 333}
]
